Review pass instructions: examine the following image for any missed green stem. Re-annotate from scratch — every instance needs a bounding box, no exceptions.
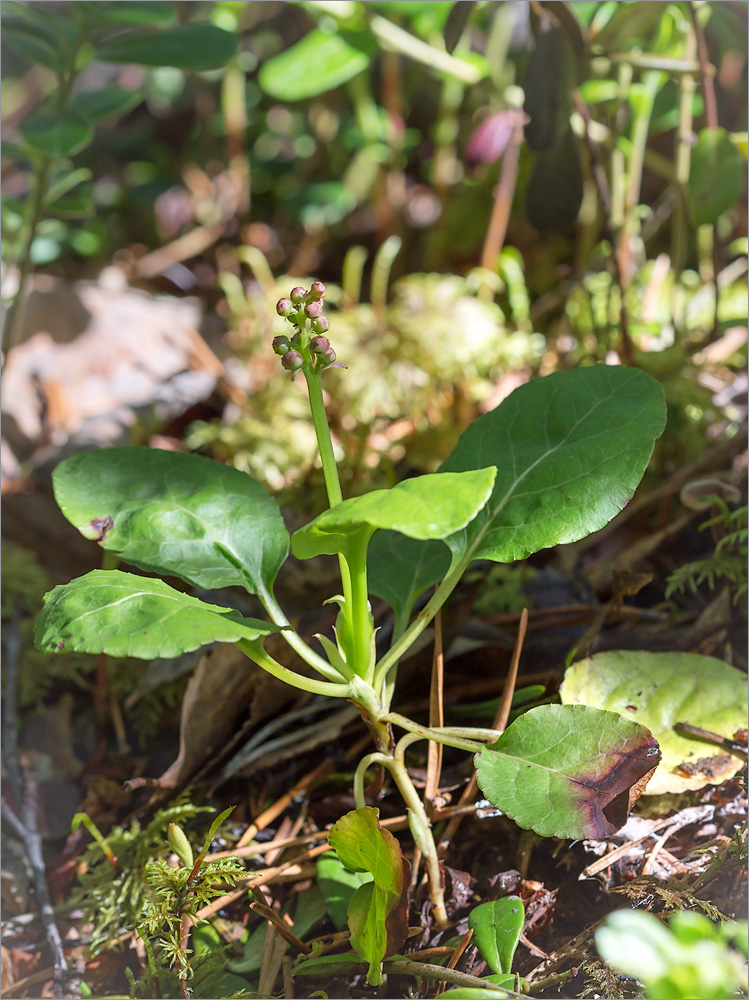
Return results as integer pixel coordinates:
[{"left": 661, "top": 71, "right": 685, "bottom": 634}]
[
  {"left": 353, "top": 751, "right": 391, "bottom": 809},
  {"left": 2, "top": 157, "right": 52, "bottom": 356},
  {"left": 386, "top": 713, "right": 499, "bottom": 754},
  {"left": 346, "top": 533, "right": 375, "bottom": 681},
  {"left": 304, "top": 370, "right": 343, "bottom": 507},
  {"left": 236, "top": 639, "right": 350, "bottom": 698},
  {"left": 384, "top": 751, "right": 449, "bottom": 928},
  {"left": 303, "top": 367, "right": 356, "bottom": 627}
]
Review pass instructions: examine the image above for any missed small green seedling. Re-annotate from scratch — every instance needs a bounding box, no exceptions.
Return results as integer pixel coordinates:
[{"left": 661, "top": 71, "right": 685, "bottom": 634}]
[
  {"left": 434, "top": 896, "right": 527, "bottom": 999},
  {"left": 37, "top": 281, "right": 667, "bottom": 982}
]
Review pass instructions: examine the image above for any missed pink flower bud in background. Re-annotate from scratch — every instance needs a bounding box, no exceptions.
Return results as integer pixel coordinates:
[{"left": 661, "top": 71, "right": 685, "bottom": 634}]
[{"left": 465, "top": 109, "right": 529, "bottom": 167}]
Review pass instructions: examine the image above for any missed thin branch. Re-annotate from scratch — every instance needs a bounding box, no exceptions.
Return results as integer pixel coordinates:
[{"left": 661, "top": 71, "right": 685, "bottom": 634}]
[
  {"left": 480, "top": 120, "right": 524, "bottom": 283},
  {"left": 4, "top": 764, "right": 69, "bottom": 999},
  {"left": 2, "top": 606, "right": 23, "bottom": 802},
  {"left": 424, "top": 609, "right": 444, "bottom": 809}
]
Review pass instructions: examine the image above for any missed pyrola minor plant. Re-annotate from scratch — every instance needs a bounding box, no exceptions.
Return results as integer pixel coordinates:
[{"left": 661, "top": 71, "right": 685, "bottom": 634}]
[{"left": 37, "top": 280, "right": 666, "bottom": 980}]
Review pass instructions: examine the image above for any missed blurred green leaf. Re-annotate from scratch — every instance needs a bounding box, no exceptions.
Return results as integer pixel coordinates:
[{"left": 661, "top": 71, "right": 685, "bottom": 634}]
[
  {"left": 44, "top": 167, "right": 93, "bottom": 206},
  {"left": 596, "top": 910, "right": 749, "bottom": 1000},
  {"left": 592, "top": 1, "right": 670, "bottom": 49},
  {"left": 3, "top": 23, "right": 65, "bottom": 72},
  {"left": 20, "top": 111, "right": 94, "bottom": 157},
  {"left": 69, "top": 86, "right": 143, "bottom": 123},
  {"left": 443, "top": 1, "right": 476, "bottom": 53},
  {"left": 688, "top": 128, "right": 745, "bottom": 226},
  {"left": 97, "top": 23, "right": 238, "bottom": 70},
  {"left": 259, "top": 29, "right": 370, "bottom": 100},
  {"left": 84, "top": 1, "right": 177, "bottom": 25},
  {"left": 48, "top": 194, "right": 94, "bottom": 219}
]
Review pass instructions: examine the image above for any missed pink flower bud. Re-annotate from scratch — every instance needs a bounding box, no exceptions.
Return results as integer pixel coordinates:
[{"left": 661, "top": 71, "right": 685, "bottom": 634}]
[
  {"left": 290, "top": 286, "right": 307, "bottom": 304},
  {"left": 310, "top": 280, "right": 326, "bottom": 299},
  {"left": 310, "top": 335, "right": 330, "bottom": 354},
  {"left": 276, "top": 297, "right": 292, "bottom": 317},
  {"left": 305, "top": 300, "right": 323, "bottom": 319},
  {"left": 281, "top": 350, "right": 304, "bottom": 372}
]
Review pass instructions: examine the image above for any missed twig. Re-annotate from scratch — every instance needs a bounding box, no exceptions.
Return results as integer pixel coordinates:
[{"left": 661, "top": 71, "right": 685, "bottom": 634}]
[
  {"left": 237, "top": 759, "right": 333, "bottom": 847},
  {"left": 572, "top": 89, "right": 634, "bottom": 364},
  {"left": 688, "top": 0, "right": 722, "bottom": 343},
  {"left": 3, "top": 769, "right": 69, "bottom": 999},
  {"left": 527, "top": 966, "right": 579, "bottom": 993},
  {"left": 196, "top": 842, "right": 331, "bottom": 920},
  {"left": 282, "top": 955, "right": 295, "bottom": 999},
  {"left": 688, "top": 2, "right": 718, "bottom": 130},
  {"left": 674, "top": 722, "right": 748, "bottom": 759},
  {"left": 439, "top": 610, "right": 528, "bottom": 847},
  {"left": 479, "top": 119, "right": 524, "bottom": 288},
  {"left": 2, "top": 606, "right": 23, "bottom": 802},
  {"left": 250, "top": 893, "right": 312, "bottom": 955},
  {"left": 581, "top": 805, "right": 714, "bottom": 878},
  {"left": 493, "top": 607, "right": 528, "bottom": 733},
  {"left": 386, "top": 959, "right": 527, "bottom": 996},
  {"left": 425, "top": 609, "right": 444, "bottom": 809},
  {"left": 438, "top": 926, "right": 473, "bottom": 995},
  {"left": 1, "top": 158, "right": 52, "bottom": 359}
]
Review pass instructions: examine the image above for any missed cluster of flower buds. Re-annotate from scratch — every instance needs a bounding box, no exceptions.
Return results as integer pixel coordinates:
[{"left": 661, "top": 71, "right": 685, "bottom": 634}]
[{"left": 272, "top": 281, "right": 345, "bottom": 380}]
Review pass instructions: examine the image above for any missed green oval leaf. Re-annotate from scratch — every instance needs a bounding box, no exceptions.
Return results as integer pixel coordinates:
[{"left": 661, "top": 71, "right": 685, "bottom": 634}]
[
  {"left": 97, "top": 23, "right": 238, "bottom": 70},
  {"left": 35, "top": 569, "right": 284, "bottom": 659},
  {"left": 687, "top": 128, "right": 745, "bottom": 226},
  {"left": 259, "top": 29, "right": 370, "bottom": 101},
  {"left": 468, "top": 897, "right": 525, "bottom": 976},
  {"left": 475, "top": 704, "right": 661, "bottom": 840},
  {"left": 20, "top": 111, "right": 94, "bottom": 157},
  {"left": 440, "top": 366, "right": 666, "bottom": 564},
  {"left": 560, "top": 650, "right": 748, "bottom": 795},
  {"left": 69, "top": 86, "right": 143, "bottom": 123},
  {"left": 328, "top": 807, "right": 410, "bottom": 986},
  {"left": 292, "top": 468, "right": 497, "bottom": 561},
  {"left": 52, "top": 448, "right": 289, "bottom": 599}
]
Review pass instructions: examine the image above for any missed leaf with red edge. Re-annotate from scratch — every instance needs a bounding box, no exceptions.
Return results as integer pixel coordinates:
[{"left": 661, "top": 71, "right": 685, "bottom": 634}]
[{"left": 474, "top": 704, "right": 661, "bottom": 839}]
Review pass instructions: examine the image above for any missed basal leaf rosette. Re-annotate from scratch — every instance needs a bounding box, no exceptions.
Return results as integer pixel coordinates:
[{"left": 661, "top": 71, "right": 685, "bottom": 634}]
[{"left": 475, "top": 704, "right": 661, "bottom": 839}]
